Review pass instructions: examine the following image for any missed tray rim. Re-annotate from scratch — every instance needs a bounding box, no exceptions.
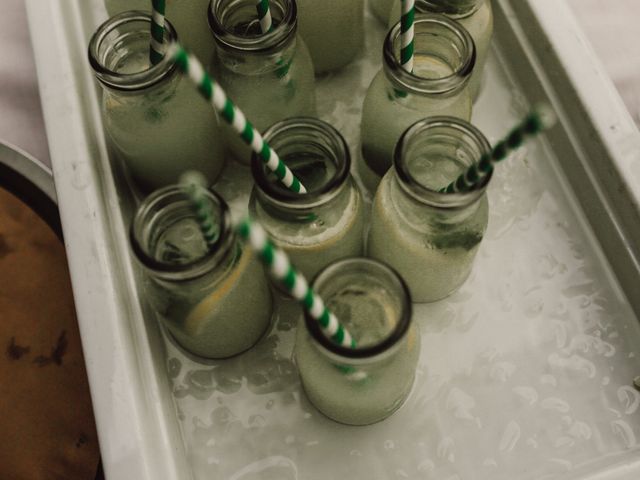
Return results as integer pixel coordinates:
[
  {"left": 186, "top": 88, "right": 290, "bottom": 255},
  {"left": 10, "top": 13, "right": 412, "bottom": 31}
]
[{"left": 25, "top": 0, "right": 640, "bottom": 479}]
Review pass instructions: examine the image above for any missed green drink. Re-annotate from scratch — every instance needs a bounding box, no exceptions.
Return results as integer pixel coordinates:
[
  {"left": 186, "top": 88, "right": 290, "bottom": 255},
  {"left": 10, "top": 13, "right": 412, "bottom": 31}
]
[
  {"left": 295, "top": 258, "right": 420, "bottom": 425},
  {"left": 368, "top": 117, "right": 491, "bottom": 302}
]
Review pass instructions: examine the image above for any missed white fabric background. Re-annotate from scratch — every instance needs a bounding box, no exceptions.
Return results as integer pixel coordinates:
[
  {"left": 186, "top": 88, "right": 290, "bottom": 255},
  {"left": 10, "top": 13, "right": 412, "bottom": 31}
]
[{"left": 0, "top": 0, "right": 638, "bottom": 170}]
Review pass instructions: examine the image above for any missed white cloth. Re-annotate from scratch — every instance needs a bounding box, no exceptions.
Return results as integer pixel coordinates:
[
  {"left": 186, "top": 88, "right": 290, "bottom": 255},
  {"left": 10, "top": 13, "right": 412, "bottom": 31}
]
[{"left": 0, "top": 0, "right": 51, "bottom": 167}]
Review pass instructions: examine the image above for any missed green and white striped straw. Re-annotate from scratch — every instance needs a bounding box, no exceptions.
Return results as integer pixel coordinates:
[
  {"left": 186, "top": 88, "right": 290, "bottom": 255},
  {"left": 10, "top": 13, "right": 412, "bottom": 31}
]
[
  {"left": 400, "top": 0, "right": 415, "bottom": 73},
  {"left": 256, "top": 0, "right": 273, "bottom": 33},
  {"left": 179, "top": 171, "right": 218, "bottom": 248},
  {"left": 238, "top": 218, "right": 356, "bottom": 349},
  {"left": 167, "top": 43, "right": 307, "bottom": 194},
  {"left": 149, "top": 0, "right": 167, "bottom": 65},
  {"left": 442, "top": 105, "right": 557, "bottom": 193}
]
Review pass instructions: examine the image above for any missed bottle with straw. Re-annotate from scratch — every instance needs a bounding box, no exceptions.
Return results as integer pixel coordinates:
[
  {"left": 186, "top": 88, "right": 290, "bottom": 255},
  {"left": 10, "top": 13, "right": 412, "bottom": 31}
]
[
  {"left": 206, "top": 0, "right": 316, "bottom": 165},
  {"left": 368, "top": 109, "right": 556, "bottom": 303}
]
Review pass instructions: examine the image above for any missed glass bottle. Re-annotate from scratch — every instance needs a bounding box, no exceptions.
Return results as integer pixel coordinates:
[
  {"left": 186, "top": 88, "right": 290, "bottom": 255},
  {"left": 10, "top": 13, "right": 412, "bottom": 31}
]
[
  {"left": 295, "top": 258, "right": 420, "bottom": 425},
  {"left": 249, "top": 117, "right": 365, "bottom": 280},
  {"left": 103, "top": 0, "right": 215, "bottom": 61},
  {"left": 369, "top": 0, "right": 394, "bottom": 24},
  {"left": 368, "top": 116, "right": 492, "bottom": 303},
  {"left": 360, "top": 14, "right": 475, "bottom": 190},
  {"left": 208, "top": 0, "right": 316, "bottom": 164},
  {"left": 89, "top": 12, "right": 226, "bottom": 193},
  {"left": 131, "top": 185, "right": 273, "bottom": 359},
  {"left": 388, "top": 0, "right": 493, "bottom": 101},
  {"left": 296, "top": 0, "right": 364, "bottom": 74}
]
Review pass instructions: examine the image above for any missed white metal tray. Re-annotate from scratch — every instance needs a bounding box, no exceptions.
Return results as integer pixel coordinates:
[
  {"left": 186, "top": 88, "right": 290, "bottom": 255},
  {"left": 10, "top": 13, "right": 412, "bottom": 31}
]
[{"left": 26, "top": 0, "right": 640, "bottom": 479}]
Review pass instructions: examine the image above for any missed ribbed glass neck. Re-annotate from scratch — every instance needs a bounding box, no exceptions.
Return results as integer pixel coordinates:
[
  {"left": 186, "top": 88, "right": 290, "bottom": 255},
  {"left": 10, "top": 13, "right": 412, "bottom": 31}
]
[
  {"left": 208, "top": 0, "right": 296, "bottom": 53},
  {"left": 252, "top": 117, "right": 351, "bottom": 212},
  {"left": 384, "top": 14, "right": 475, "bottom": 96},
  {"left": 393, "top": 116, "right": 492, "bottom": 209},
  {"left": 419, "top": 0, "right": 482, "bottom": 18},
  {"left": 88, "top": 11, "right": 178, "bottom": 91},
  {"left": 304, "top": 258, "right": 413, "bottom": 362},
  {"left": 130, "top": 186, "right": 236, "bottom": 282}
]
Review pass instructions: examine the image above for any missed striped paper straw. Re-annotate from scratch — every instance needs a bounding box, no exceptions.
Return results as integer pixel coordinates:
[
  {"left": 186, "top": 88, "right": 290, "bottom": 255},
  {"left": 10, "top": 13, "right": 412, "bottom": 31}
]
[
  {"left": 238, "top": 218, "right": 355, "bottom": 349},
  {"left": 400, "top": 0, "right": 415, "bottom": 73},
  {"left": 179, "top": 171, "right": 218, "bottom": 248},
  {"left": 168, "top": 43, "right": 307, "bottom": 194},
  {"left": 149, "top": 0, "right": 167, "bottom": 65},
  {"left": 442, "top": 105, "right": 557, "bottom": 193},
  {"left": 256, "top": 0, "right": 273, "bottom": 33}
]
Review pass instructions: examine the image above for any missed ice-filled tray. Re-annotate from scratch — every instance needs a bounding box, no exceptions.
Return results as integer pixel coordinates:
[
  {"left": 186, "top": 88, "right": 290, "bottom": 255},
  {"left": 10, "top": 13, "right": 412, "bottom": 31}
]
[{"left": 26, "top": 0, "right": 640, "bottom": 479}]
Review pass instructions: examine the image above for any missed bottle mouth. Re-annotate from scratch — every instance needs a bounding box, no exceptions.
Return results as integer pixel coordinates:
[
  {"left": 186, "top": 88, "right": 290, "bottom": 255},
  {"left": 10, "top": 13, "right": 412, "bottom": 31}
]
[
  {"left": 88, "top": 11, "right": 178, "bottom": 91},
  {"left": 394, "top": 116, "right": 492, "bottom": 208},
  {"left": 208, "top": 0, "right": 296, "bottom": 53},
  {"left": 130, "top": 185, "right": 235, "bottom": 281},
  {"left": 251, "top": 117, "right": 351, "bottom": 210},
  {"left": 304, "top": 258, "right": 413, "bottom": 361},
  {"left": 384, "top": 14, "right": 475, "bottom": 96},
  {"left": 418, "top": 0, "right": 481, "bottom": 18}
]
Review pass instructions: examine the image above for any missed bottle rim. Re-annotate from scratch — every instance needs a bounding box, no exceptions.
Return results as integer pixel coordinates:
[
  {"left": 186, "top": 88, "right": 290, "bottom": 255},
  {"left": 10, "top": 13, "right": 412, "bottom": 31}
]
[
  {"left": 208, "top": 0, "right": 296, "bottom": 53},
  {"left": 88, "top": 11, "right": 178, "bottom": 91},
  {"left": 130, "top": 185, "right": 236, "bottom": 281},
  {"left": 303, "top": 257, "right": 413, "bottom": 360},
  {"left": 393, "top": 116, "right": 493, "bottom": 209},
  {"left": 251, "top": 117, "right": 352, "bottom": 209},
  {"left": 418, "top": 0, "right": 482, "bottom": 18},
  {"left": 384, "top": 14, "right": 476, "bottom": 96}
]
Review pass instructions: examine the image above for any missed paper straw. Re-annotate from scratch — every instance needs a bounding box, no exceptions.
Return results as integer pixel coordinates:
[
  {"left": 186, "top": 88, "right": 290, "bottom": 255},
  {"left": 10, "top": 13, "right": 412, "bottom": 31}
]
[
  {"left": 238, "top": 218, "right": 356, "bottom": 349},
  {"left": 442, "top": 105, "right": 557, "bottom": 193},
  {"left": 168, "top": 43, "right": 307, "bottom": 194},
  {"left": 256, "top": 0, "right": 273, "bottom": 33},
  {"left": 400, "top": 0, "right": 415, "bottom": 73},
  {"left": 179, "top": 171, "right": 218, "bottom": 248},
  {"left": 149, "top": 0, "right": 167, "bottom": 65}
]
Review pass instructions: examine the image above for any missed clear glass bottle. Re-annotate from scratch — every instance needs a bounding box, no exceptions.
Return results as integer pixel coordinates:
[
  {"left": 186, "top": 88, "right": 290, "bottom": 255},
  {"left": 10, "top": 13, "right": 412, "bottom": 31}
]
[
  {"left": 209, "top": 0, "right": 316, "bottom": 164},
  {"left": 369, "top": 0, "right": 394, "bottom": 24},
  {"left": 294, "top": 258, "right": 420, "bottom": 425},
  {"left": 249, "top": 117, "right": 365, "bottom": 280},
  {"left": 368, "top": 116, "right": 492, "bottom": 303},
  {"left": 360, "top": 14, "right": 475, "bottom": 189},
  {"left": 296, "top": 0, "right": 364, "bottom": 74},
  {"left": 388, "top": 0, "right": 493, "bottom": 101},
  {"left": 103, "top": 0, "right": 215, "bottom": 61},
  {"left": 89, "top": 12, "right": 226, "bottom": 193},
  {"left": 131, "top": 185, "right": 273, "bottom": 359}
]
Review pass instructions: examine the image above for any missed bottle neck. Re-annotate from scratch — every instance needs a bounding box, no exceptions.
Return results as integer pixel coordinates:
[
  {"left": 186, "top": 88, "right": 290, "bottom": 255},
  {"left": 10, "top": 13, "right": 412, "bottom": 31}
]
[
  {"left": 88, "top": 11, "right": 179, "bottom": 92},
  {"left": 209, "top": 0, "right": 297, "bottom": 55},
  {"left": 418, "top": 0, "right": 483, "bottom": 18},
  {"left": 393, "top": 116, "right": 491, "bottom": 210},
  {"left": 130, "top": 186, "right": 237, "bottom": 282},
  {"left": 252, "top": 117, "right": 352, "bottom": 218},
  {"left": 304, "top": 258, "right": 413, "bottom": 365},
  {"left": 383, "top": 14, "right": 475, "bottom": 97}
]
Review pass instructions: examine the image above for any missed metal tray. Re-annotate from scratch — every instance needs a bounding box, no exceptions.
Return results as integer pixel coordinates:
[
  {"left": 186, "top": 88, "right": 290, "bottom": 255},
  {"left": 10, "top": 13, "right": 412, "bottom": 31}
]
[{"left": 26, "top": 0, "right": 640, "bottom": 478}]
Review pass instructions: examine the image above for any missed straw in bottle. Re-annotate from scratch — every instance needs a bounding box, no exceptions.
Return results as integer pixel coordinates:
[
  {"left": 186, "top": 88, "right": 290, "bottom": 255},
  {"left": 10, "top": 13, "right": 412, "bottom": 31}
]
[
  {"left": 256, "top": 0, "right": 273, "bottom": 33},
  {"left": 442, "top": 105, "right": 557, "bottom": 193},
  {"left": 167, "top": 43, "right": 307, "bottom": 194},
  {"left": 179, "top": 171, "right": 218, "bottom": 249},
  {"left": 149, "top": 0, "right": 167, "bottom": 65},
  {"left": 400, "top": 0, "right": 415, "bottom": 73}
]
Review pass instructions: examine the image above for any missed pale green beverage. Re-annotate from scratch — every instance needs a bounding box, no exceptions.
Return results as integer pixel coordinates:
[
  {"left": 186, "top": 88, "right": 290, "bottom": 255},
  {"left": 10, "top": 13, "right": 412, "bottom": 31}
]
[
  {"left": 131, "top": 187, "right": 273, "bottom": 359},
  {"left": 89, "top": 13, "right": 226, "bottom": 192},
  {"left": 369, "top": 0, "right": 394, "bottom": 23},
  {"left": 368, "top": 117, "right": 491, "bottom": 303},
  {"left": 360, "top": 15, "right": 475, "bottom": 189},
  {"left": 104, "top": 0, "right": 214, "bottom": 61},
  {"left": 388, "top": 0, "right": 493, "bottom": 100},
  {"left": 296, "top": 0, "right": 364, "bottom": 74},
  {"left": 250, "top": 118, "right": 365, "bottom": 280},
  {"left": 209, "top": 0, "right": 316, "bottom": 164},
  {"left": 295, "top": 258, "right": 420, "bottom": 425}
]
